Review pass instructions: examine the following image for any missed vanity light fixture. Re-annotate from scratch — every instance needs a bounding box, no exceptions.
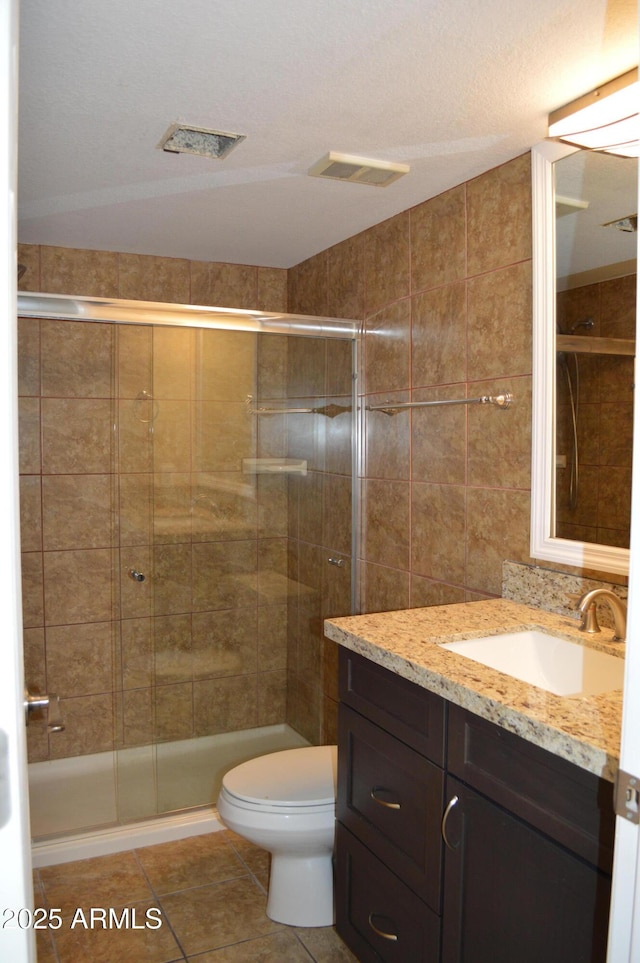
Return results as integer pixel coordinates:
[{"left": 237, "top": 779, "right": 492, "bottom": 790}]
[
  {"left": 308, "top": 151, "right": 409, "bottom": 187},
  {"left": 548, "top": 67, "right": 639, "bottom": 157}
]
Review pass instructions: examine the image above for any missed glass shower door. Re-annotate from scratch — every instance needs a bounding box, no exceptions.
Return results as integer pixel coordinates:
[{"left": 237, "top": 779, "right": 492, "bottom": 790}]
[
  {"left": 20, "top": 300, "right": 356, "bottom": 838},
  {"left": 115, "top": 322, "right": 301, "bottom": 821},
  {"left": 21, "top": 314, "right": 121, "bottom": 837}
]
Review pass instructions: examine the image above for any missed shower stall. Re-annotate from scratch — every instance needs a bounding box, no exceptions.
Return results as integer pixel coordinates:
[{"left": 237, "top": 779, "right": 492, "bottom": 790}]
[{"left": 17, "top": 294, "right": 357, "bottom": 856}]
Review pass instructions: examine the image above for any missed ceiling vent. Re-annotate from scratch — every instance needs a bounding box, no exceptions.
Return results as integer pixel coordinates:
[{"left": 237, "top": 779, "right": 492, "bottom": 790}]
[
  {"left": 308, "top": 151, "right": 409, "bottom": 187},
  {"left": 158, "top": 124, "right": 245, "bottom": 160},
  {"left": 602, "top": 213, "right": 638, "bottom": 233}
]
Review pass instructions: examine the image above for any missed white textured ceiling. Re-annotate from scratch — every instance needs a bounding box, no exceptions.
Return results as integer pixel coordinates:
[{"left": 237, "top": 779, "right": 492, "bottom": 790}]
[
  {"left": 17, "top": 0, "right": 638, "bottom": 269},
  {"left": 556, "top": 149, "right": 638, "bottom": 283}
]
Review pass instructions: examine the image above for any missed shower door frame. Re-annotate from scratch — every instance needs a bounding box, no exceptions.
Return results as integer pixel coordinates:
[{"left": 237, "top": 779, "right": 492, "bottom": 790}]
[{"left": 17, "top": 292, "right": 361, "bottom": 830}]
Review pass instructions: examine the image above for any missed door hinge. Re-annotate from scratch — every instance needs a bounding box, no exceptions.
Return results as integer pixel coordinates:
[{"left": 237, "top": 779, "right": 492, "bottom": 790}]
[{"left": 614, "top": 769, "right": 640, "bottom": 824}]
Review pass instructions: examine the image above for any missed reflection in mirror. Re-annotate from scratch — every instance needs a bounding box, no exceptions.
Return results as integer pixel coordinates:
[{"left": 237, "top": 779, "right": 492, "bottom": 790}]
[
  {"left": 530, "top": 145, "right": 636, "bottom": 576},
  {"left": 554, "top": 150, "right": 637, "bottom": 551}
]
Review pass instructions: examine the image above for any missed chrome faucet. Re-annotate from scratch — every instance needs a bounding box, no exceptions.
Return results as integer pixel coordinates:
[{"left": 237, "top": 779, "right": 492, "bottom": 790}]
[{"left": 576, "top": 589, "right": 627, "bottom": 642}]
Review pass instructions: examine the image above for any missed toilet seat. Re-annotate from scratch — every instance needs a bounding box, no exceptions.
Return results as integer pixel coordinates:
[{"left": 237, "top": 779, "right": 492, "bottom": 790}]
[{"left": 221, "top": 745, "right": 337, "bottom": 812}]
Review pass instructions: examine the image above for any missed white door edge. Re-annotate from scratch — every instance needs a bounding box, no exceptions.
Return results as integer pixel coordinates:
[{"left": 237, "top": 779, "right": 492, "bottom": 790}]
[
  {"left": 0, "top": 0, "right": 35, "bottom": 959},
  {"left": 606, "top": 153, "right": 640, "bottom": 962}
]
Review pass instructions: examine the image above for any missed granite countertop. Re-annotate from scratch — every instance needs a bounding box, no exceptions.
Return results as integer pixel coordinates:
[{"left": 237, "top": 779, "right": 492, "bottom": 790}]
[{"left": 324, "top": 598, "right": 624, "bottom": 783}]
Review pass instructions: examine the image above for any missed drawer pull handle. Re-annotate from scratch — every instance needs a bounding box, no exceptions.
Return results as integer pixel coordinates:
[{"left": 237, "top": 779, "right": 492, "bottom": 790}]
[
  {"left": 441, "top": 794, "right": 460, "bottom": 850},
  {"left": 368, "top": 913, "right": 398, "bottom": 942},
  {"left": 370, "top": 788, "right": 401, "bottom": 810}
]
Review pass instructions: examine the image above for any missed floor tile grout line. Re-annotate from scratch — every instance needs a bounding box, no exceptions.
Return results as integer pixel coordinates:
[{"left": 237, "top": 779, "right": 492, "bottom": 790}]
[
  {"left": 39, "top": 851, "right": 188, "bottom": 963},
  {"left": 34, "top": 835, "right": 354, "bottom": 961},
  {"left": 131, "top": 866, "right": 256, "bottom": 900},
  {"left": 146, "top": 879, "right": 284, "bottom": 960},
  {"left": 130, "top": 840, "right": 276, "bottom": 958},
  {"left": 131, "top": 833, "right": 257, "bottom": 897},
  {"left": 223, "top": 835, "right": 270, "bottom": 897},
  {"left": 38, "top": 925, "right": 63, "bottom": 963},
  {"left": 131, "top": 848, "right": 191, "bottom": 962},
  {"left": 291, "top": 929, "right": 320, "bottom": 962},
  {"left": 32, "top": 871, "right": 62, "bottom": 963}
]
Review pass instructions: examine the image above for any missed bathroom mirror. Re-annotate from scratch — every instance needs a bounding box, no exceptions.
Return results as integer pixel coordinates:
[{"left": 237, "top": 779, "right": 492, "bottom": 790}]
[{"left": 531, "top": 143, "right": 637, "bottom": 576}]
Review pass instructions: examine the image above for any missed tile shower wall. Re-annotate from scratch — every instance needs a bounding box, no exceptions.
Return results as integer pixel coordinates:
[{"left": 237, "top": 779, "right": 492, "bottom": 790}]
[
  {"left": 556, "top": 273, "right": 636, "bottom": 548},
  {"left": 18, "top": 247, "right": 291, "bottom": 763},
  {"left": 288, "top": 153, "right": 535, "bottom": 736},
  {"left": 283, "top": 335, "right": 353, "bottom": 744}
]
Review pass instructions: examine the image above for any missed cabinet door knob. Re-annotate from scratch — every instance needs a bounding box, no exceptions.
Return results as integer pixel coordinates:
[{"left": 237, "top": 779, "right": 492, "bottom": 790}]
[
  {"left": 441, "top": 794, "right": 460, "bottom": 850},
  {"left": 370, "top": 787, "right": 401, "bottom": 810},
  {"left": 368, "top": 913, "right": 399, "bottom": 942}
]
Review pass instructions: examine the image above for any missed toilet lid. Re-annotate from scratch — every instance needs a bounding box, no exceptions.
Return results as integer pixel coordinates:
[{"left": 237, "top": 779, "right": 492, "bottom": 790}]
[{"left": 222, "top": 745, "right": 337, "bottom": 808}]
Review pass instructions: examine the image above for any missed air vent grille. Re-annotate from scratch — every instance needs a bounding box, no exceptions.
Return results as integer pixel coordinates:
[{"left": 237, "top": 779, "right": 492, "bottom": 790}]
[
  {"left": 308, "top": 151, "right": 409, "bottom": 187},
  {"left": 158, "top": 124, "right": 245, "bottom": 160},
  {"left": 602, "top": 213, "right": 638, "bottom": 233}
]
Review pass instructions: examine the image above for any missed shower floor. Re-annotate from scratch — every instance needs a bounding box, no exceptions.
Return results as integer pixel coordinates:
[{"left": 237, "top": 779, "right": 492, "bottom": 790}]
[{"left": 29, "top": 723, "right": 309, "bottom": 841}]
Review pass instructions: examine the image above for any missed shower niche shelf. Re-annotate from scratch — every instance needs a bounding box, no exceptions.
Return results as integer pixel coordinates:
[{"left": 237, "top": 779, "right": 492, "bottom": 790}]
[
  {"left": 242, "top": 458, "right": 308, "bottom": 475},
  {"left": 556, "top": 334, "right": 635, "bottom": 356}
]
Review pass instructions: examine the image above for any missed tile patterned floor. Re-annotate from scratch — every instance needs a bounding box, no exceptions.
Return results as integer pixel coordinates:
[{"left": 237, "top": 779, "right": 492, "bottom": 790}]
[{"left": 33, "top": 830, "right": 358, "bottom": 962}]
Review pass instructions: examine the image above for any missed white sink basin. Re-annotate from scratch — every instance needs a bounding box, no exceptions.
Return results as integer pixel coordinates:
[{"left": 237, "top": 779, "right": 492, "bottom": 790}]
[{"left": 441, "top": 630, "right": 624, "bottom": 696}]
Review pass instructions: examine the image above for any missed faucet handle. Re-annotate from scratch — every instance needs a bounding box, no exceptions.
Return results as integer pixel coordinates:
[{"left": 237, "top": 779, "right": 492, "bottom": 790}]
[
  {"left": 579, "top": 603, "right": 600, "bottom": 634},
  {"left": 575, "top": 587, "right": 626, "bottom": 641},
  {"left": 566, "top": 592, "right": 600, "bottom": 631}
]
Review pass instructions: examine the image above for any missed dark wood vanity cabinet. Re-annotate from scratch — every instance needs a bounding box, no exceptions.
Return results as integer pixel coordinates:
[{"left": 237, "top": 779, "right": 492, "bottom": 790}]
[
  {"left": 442, "top": 705, "right": 614, "bottom": 962},
  {"left": 335, "top": 649, "right": 615, "bottom": 963}
]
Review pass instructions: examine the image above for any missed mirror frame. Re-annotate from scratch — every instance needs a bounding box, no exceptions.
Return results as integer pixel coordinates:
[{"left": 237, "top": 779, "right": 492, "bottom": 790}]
[{"left": 530, "top": 143, "right": 631, "bottom": 577}]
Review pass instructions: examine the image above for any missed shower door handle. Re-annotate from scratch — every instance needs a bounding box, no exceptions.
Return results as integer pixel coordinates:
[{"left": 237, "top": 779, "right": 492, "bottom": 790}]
[{"left": 24, "top": 689, "right": 66, "bottom": 733}]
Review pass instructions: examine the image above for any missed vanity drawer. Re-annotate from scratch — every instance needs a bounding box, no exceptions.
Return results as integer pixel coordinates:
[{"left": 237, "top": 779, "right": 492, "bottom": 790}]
[
  {"left": 447, "top": 704, "right": 615, "bottom": 871},
  {"left": 338, "top": 703, "right": 444, "bottom": 910},
  {"left": 336, "top": 823, "right": 441, "bottom": 963},
  {"left": 339, "top": 648, "right": 446, "bottom": 763}
]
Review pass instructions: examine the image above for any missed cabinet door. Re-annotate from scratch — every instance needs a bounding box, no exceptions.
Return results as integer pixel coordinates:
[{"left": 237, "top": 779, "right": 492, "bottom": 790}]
[
  {"left": 336, "top": 824, "right": 440, "bottom": 963},
  {"left": 447, "top": 704, "right": 615, "bottom": 872},
  {"left": 338, "top": 704, "right": 444, "bottom": 910},
  {"left": 441, "top": 776, "right": 611, "bottom": 963}
]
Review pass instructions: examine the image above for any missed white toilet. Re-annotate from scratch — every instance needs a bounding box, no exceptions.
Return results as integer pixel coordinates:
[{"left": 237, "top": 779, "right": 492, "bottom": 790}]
[{"left": 217, "top": 744, "right": 337, "bottom": 927}]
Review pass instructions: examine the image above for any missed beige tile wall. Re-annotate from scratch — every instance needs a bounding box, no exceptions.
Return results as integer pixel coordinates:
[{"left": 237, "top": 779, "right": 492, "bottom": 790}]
[
  {"left": 288, "top": 152, "right": 535, "bottom": 736},
  {"left": 18, "top": 247, "right": 290, "bottom": 762},
  {"left": 283, "top": 336, "right": 353, "bottom": 745},
  {"left": 18, "top": 244, "right": 287, "bottom": 310},
  {"left": 556, "top": 274, "right": 636, "bottom": 547}
]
